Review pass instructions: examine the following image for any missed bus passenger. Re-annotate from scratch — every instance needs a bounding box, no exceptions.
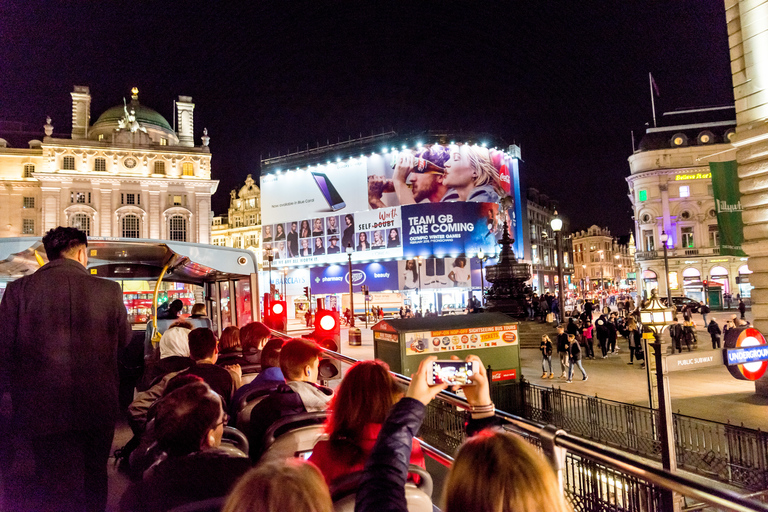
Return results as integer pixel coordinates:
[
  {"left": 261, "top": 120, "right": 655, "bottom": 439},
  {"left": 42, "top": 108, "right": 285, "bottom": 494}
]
[
  {"left": 239, "top": 321, "right": 272, "bottom": 366},
  {"left": 122, "top": 381, "right": 250, "bottom": 512},
  {"left": 141, "top": 319, "right": 194, "bottom": 388},
  {"left": 309, "top": 360, "right": 425, "bottom": 486},
  {"left": 0, "top": 226, "right": 130, "bottom": 512},
  {"left": 355, "top": 356, "right": 571, "bottom": 512},
  {"left": 247, "top": 338, "right": 333, "bottom": 460},
  {"left": 222, "top": 459, "right": 332, "bottom": 512},
  {"left": 230, "top": 338, "right": 286, "bottom": 421}
]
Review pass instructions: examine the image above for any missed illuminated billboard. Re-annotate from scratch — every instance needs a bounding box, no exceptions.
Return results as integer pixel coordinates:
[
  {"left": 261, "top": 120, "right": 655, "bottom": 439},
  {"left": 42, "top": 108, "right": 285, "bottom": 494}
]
[{"left": 261, "top": 142, "right": 522, "bottom": 266}]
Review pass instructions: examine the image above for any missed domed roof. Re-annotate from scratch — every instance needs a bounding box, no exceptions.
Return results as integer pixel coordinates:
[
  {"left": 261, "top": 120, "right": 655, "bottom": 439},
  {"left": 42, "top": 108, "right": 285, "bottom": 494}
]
[{"left": 94, "top": 98, "right": 172, "bottom": 131}]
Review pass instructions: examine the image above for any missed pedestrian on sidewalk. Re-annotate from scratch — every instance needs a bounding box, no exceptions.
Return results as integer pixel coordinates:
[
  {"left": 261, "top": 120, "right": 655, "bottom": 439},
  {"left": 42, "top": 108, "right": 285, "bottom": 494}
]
[
  {"left": 607, "top": 312, "right": 619, "bottom": 354},
  {"left": 540, "top": 335, "right": 554, "bottom": 379},
  {"left": 700, "top": 302, "right": 710, "bottom": 325},
  {"left": 582, "top": 320, "right": 594, "bottom": 359},
  {"left": 626, "top": 318, "right": 642, "bottom": 365},
  {"left": 566, "top": 334, "right": 587, "bottom": 383},
  {"left": 668, "top": 317, "right": 683, "bottom": 354},
  {"left": 682, "top": 319, "right": 696, "bottom": 351},
  {"left": 738, "top": 299, "right": 746, "bottom": 319},
  {"left": 556, "top": 325, "right": 569, "bottom": 379},
  {"left": 595, "top": 315, "right": 609, "bottom": 358},
  {"left": 708, "top": 319, "right": 722, "bottom": 349}
]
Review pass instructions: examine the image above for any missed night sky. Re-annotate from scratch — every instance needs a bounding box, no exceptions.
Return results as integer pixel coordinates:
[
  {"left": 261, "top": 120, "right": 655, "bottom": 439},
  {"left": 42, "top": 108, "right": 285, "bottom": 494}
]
[{"left": 1, "top": 1, "right": 734, "bottom": 236}]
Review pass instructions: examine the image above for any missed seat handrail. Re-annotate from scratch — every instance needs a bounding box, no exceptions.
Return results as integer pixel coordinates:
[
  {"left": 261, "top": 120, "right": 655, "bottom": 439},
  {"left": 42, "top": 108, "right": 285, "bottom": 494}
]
[{"left": 312, "top": 345, "right": 768, "bottom": 512}]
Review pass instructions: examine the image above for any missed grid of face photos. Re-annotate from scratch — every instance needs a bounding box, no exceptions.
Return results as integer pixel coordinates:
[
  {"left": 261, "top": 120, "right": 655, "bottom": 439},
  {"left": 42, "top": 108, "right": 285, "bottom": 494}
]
[{"left": 262, "top": 214, "right": 402, "bottom": 260}]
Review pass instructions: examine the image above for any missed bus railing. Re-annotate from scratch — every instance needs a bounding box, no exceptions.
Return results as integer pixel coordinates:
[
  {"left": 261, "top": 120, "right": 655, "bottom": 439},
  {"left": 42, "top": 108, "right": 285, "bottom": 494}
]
[{"left": 307, "top": 343, "right": 768, "bottom": 512}]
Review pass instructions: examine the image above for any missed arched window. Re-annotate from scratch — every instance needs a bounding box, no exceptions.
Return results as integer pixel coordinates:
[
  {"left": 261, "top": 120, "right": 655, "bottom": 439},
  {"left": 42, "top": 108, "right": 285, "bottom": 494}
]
[
  {"left": 122, "top": 214, "right": 140, "bottom": 238},
  {"left": 70, "top": 213, "right": 91, "bottom": 236},
  {"left": 23, "top": 164, "right": 35, "bottom": 178},
  {"left": 182, "top": 162, "right": 194, "bottom": 176},
  {"left": 169, "top": 215, "right": 187, "bottom": 242}
]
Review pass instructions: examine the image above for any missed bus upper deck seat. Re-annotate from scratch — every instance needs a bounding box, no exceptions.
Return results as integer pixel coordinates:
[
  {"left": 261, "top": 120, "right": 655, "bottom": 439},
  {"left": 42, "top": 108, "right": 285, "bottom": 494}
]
[
  {"left": 258, "top": 411, "right": 328, "bottom": 465},
  {"left": 330, "top": 464, "right": 434, "bottom": 512}
]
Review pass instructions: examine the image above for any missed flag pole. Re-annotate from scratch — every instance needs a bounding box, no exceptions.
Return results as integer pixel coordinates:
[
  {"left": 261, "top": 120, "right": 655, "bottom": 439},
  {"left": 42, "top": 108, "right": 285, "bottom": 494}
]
[{"left": 649, "top": 72, "right": 657, "bottom": 128}]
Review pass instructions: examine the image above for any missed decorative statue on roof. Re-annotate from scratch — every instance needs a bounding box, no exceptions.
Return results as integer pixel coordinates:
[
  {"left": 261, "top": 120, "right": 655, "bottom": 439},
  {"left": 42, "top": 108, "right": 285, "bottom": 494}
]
[{"left": 116, "top": 97, "right": 148, "bottom": 134}]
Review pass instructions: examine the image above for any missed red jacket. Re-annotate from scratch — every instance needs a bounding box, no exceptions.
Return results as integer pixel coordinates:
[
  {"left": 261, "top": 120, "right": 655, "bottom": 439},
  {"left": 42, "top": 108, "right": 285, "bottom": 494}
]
[{"left": 309, "top": 422, "right": 425, "bottom": 486}]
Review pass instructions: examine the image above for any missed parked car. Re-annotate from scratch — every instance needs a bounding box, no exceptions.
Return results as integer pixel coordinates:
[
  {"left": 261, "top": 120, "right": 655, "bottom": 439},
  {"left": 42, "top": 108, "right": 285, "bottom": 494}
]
[
  {"left": 441, "top": 304, "right": 467, "bottom": 315},
  {"left": 662, "top": 296, "right": 700, "bottom": 313}
]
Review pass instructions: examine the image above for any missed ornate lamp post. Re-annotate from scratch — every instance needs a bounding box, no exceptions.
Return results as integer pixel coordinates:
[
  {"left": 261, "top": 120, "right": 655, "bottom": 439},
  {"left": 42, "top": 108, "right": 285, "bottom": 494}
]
[
  {"left": 346, "top": 244, "right": 355, "bottom": 328},
  {"left": 640, "top": 291, "right": 678, "bottom": 511},
  {"left": 550, "top": 212, "right": 565, "bottom": 323},
  {"left": 660, "top": 231, "right": 672, "bottom": 307},
  {"left": 416, "top": 256, "right": 423, "bottom": 315},
  {"left": 477, "top": 248, "right": 486, "bottom": 306}
]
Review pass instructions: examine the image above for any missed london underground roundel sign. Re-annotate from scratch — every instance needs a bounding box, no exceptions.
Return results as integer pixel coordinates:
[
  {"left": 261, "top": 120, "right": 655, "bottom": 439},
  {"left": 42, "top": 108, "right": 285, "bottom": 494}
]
[{"left": 724, "top": 327, "right": 768, "bottom": 381}]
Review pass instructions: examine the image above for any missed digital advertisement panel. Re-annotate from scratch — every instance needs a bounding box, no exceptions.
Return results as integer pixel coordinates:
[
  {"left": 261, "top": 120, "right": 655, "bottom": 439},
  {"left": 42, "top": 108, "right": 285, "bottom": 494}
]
[
  {"left": 397, "top": 256, "right": 473, "bottom": 290},
  {"left": 261, "top": 142, "right": 522, "bottom": 266},
  {"left": 404, "top": 324, "right": 518, "bottom": 355},
  {"left": 309, "top": 261, "right": 399, "bottom": 294}
]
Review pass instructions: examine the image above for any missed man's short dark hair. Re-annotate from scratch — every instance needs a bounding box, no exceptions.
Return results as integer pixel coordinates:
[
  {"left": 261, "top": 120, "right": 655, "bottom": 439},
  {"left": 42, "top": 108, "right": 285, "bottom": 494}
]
[
  {"left": 240, "top": 322, "right": 271, "bottom": 350},
  {"left": 280, "top": 338, "right": 323, "bottom": 380},
  {"left": 261, "top": 338, "right": 285, "bottom": 369},
  {"left": 154, "top": 381, "right": 222, "bottom": 456},
  {"left": 168, "top": 299, "right": 185, "bottom": 314},
  {"left": 188, "top": 328, "right": 217, "bottom": 360},
  {"left": 42, "top": 226, "right": 88, "bottom": 261}
]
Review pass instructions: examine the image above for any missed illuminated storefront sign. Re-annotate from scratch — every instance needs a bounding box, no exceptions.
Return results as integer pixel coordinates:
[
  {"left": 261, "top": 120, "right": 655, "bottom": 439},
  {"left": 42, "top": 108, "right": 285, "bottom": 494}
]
[
  {"left": 674, "top": 172, "right": 711, "bottom": 181},
  {"left": 669, "top": 271, "right": 679, "bottom": 290},
  {"left": 724, "top": 327, "right": 768, "bottom": 381}
]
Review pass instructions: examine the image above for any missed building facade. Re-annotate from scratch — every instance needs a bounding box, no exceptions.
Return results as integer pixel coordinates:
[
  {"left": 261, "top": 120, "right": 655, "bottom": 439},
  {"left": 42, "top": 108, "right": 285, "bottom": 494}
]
[
  {"left": 626, "top": 106, "right": 750, "bottom": 302},
  {"left": 211, "top": 174, "right": 262, "bottom": 263},
  {"left": 572, "top": 226, "right": 634, "bottom": 292},
  {"left": 524, "top": 187, "right": 574, "bottom": 293},
  {"left": 0, "top": 86, "right": 217, "bottom": 242},
  {"left": 725, "top": 0, "right": 768, "bottom": 333}
]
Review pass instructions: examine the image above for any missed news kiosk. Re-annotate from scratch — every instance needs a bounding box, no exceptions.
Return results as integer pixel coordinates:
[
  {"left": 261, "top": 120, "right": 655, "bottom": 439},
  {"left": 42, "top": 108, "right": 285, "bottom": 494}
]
[{"left": 371, "top": 312, "right": 521, "bottom": 383}]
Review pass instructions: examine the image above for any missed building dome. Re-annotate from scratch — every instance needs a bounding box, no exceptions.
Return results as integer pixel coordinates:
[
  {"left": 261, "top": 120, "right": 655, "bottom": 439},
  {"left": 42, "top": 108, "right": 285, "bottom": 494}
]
[{"left": 94, "top": 100, "right": 172, "bottom": 131}]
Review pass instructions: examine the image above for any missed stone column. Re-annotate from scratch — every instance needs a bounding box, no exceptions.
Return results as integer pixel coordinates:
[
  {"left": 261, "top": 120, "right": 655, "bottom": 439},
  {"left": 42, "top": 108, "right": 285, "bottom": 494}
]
[{"left": 725, "top": 0, "right": 768, "bottom": 332}]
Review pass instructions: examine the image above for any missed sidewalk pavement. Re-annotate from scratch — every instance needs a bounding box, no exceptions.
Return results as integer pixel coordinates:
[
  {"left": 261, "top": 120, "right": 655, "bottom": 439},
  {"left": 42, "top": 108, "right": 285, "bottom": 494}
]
[{"left": 322, "top": 311, "right": 767, "bottom": 431}]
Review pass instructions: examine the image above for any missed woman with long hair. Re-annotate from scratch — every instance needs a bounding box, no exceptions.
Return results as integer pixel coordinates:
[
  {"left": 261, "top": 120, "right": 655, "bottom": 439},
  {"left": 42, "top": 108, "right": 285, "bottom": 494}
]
[
  {"left": 274, "top": 223, "right": 285, "bottom": 240},
  {"left": 308, "top": 360, "right": 425, "bottom": 486},
  {"left": 355, "top": 356, "right": 572, "bottom": 512},
  {"left": 356, "top": 231, "right": 369, "bottom": 251},
  {"left": 342, "top": 214, "right": 355, "bottom": 250},
  {"left": 441, "top": 144, "right": 503, "bottom": 203},
  {"left": 387, "top": 228, "right": 400, "bottom": 248},
  {"left": 403, "top": 260, "right": 418, "bottom": 289},
  {"left": 300, "top": 220, "right": 311, "bottom": 239}
]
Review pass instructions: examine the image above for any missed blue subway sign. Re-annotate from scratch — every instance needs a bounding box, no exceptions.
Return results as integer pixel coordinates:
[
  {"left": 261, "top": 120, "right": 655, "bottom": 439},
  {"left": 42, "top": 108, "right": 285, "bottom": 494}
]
[{"left": 726, "top": 346, "right": 768, "bottom": 366}]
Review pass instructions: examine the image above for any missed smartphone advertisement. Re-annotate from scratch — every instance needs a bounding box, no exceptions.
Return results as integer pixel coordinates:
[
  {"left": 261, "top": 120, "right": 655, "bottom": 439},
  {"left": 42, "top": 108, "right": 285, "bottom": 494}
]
[{"left": 404, "top": 324, "right": 518, "bottom": 355}]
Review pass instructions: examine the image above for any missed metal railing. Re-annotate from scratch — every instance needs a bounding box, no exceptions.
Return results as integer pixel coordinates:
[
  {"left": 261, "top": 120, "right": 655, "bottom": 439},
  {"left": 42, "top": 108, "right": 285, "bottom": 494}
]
[
  {"left": 306, "top": 343, "right": 768, "bottom": 512},
  {"left": 496, "top": 379, "right": 768, "bottom": 492}
]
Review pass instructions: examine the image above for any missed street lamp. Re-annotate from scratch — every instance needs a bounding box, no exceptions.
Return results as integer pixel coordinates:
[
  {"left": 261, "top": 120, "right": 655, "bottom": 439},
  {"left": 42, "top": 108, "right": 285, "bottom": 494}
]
[
  {"left": 416, "top": 256, "right": 423, "bottom": 315},
  {"left": 346, "top": 244, "right": 355, "bottom": 328},
  {"left": 266, "top": 246, "right": 274, "bottom": 297},
  {"left": 660, "top": 231, "right": 672, "bottom": 307},
  {"left": 581, "top": 264, "right": 587, "bottom": 293},
  {"left": 640, "top": 291, "right": 677, "bottom": 511},
  {"left": 550, "top": 212, "right": 565, "bottom": 323},
  {"left": 477, "top": 248, "right": 485, "bottom": 307}
]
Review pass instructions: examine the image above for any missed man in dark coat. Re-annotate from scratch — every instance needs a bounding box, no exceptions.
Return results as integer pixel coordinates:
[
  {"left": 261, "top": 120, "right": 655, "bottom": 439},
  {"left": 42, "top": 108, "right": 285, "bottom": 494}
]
[
  {"left": 668, "top": 317, "right": 683, "bottom": 354},
  {"left": 0, "top": 227, "right": 130, "bottom": 511},
  {"left": 595, "top": 315, "right": 610, "bottom": 358}
]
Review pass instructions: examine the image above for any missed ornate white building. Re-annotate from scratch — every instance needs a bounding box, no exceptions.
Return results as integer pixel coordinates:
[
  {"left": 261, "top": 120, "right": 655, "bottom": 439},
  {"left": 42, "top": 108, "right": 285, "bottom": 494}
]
[
  {"left": 211, "top": 174, "right": 262, "bottom": 262},
  {"left": 572, "top": 226, "right": 634, "bottom": 291},
  {"left": 626, "top": 106, "right": 750, "bottom": 302},
  {"left": 0, "top": 86, "right": 217, "bottom": 242}
]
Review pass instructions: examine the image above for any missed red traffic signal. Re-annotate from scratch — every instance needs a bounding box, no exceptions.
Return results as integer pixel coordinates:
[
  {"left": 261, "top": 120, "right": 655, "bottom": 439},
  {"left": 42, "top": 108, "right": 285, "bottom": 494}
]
[
  {"left": 310, "top": 309, "right": 341, "bottom": 380},
  {"left": 264, "top": 300, "right": 287, "bottom": 332}
]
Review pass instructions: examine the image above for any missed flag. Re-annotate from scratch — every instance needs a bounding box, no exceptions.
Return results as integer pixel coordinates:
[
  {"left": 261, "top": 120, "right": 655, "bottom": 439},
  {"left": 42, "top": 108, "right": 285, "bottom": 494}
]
[
  {"left": 710, "top": 160, "right": 746, "bottom": 257},
  {"left": 650, "top": 73, "right": 660, "bottom": 97}
]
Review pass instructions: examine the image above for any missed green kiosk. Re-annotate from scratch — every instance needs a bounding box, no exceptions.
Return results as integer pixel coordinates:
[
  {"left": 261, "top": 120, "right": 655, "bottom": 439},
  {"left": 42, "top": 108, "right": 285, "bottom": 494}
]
[{"left": 371, "top": 312, "right": 521, "bottom": 383}]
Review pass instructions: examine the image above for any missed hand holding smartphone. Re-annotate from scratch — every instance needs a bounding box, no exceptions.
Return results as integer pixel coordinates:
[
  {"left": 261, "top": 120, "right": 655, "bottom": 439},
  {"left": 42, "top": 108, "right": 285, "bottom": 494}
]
[{"left": 427, "top": 360, "right": 480, "bottom": 386}]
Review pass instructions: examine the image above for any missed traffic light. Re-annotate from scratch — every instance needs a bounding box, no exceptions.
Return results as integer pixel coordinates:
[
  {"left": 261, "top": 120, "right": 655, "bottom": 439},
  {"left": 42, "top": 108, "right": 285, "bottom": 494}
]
[
  {"left": 264, "top": 300, "right": 287, "bottom": 332},
  {"left": 309, "top": 309, "right": 341, "bottom": 380},
  {"left": 303, "top": 286, "right": 311, "bottom": 300}
]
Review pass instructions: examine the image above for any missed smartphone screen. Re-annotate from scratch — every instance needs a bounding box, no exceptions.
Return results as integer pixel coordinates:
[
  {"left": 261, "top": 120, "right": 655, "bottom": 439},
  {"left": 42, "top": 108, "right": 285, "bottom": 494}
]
[
  {"left": 430, "top": 361, "right": 476, "bottom": 385},
  {"left": 312, "top": 172, "right": 346, "bottom": 211}
]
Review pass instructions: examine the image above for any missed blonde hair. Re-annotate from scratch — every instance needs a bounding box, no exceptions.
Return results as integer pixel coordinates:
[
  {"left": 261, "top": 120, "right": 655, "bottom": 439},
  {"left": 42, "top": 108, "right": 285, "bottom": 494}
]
[
  {"left": 444, "top": 431, "right": 571, "bottom": 512},
  {"left": 222, "top": 459, "right": 332, "bottom": 512},
  {"left": 464, "top": 145, "right": 502, "bottom": 194}
]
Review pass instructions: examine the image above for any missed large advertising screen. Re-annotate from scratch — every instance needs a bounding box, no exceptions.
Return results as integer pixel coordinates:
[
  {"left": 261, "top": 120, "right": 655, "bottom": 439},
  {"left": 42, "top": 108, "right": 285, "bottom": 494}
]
[{"left": 261, "top": 142, "right": 521, "bottom": 266}]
